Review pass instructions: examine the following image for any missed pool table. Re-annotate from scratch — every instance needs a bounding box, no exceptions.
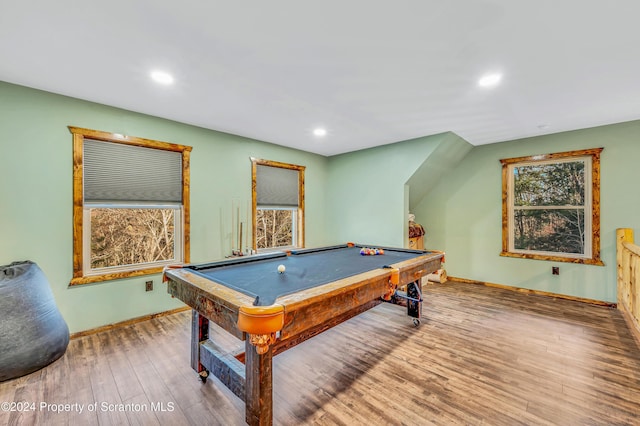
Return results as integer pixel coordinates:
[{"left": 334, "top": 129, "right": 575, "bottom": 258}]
[{"left": 164, "top": 243, "right": 444, "bottom": 426}]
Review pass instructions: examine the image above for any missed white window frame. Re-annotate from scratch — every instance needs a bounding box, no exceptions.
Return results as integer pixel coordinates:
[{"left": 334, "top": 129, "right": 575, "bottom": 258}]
[
  {"left": 82, "top": 203, "right": 184, "bottom": 276},
  {"left": 255, "top": 206, "right": 298, "bottom": 252},
  {"left": 506, "top": 157, "right": 592, "bottom": 259}
]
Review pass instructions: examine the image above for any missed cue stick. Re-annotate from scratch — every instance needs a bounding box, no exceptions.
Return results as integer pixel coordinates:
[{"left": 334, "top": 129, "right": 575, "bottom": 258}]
[
  {"left": 246, "top": 200, "right": 250, "bottom": 252},
  {"left": 231, "top": 204, "right": 235, "bottom": 254},
  {"left": 239, "top": 222, "right": 243, "bottom": 253}
]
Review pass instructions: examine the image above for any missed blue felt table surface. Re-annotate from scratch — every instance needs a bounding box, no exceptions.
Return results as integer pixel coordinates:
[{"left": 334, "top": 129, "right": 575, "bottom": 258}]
[{"left": 187, "top": 245, "right": 429, "bottom": 306}]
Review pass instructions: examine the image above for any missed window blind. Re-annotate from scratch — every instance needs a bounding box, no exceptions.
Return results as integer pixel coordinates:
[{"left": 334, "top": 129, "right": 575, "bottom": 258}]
[
  {"left": 83, "top": 139, "right": 183, "bottom": 203},
  {"left": 256, "top": 165, "right": 299, "bottom": 207}
]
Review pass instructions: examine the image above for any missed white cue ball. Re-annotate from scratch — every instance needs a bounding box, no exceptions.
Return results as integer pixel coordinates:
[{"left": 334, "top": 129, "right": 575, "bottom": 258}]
[{"left": 277, "top": 264, "right": 286, "bottom": 274}]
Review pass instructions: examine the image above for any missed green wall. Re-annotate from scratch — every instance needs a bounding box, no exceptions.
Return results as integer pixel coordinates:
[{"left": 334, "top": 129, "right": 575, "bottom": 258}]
[
  {"left": 414, "top": 120, "right": 640, "bottom": 303},
  {"left": 325, "top": 133, "right": 450, "bottom": 247},
  {"left": 0, "top": 81, "right": 330, "bottom": 333},
  {"left": 2, "top": 79, "right": 637, "bottom": 334}
]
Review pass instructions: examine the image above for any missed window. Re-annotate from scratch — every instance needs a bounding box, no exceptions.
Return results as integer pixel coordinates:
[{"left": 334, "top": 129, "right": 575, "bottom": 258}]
[
  {"left": 500, "top": 148, "right": 603, "bottom": 265},
  {"left": 251, "top": 158, "right": 305, "bottom": 251},
  {"left": 70, "top": 127, "right": 192, "bottom": 285}
]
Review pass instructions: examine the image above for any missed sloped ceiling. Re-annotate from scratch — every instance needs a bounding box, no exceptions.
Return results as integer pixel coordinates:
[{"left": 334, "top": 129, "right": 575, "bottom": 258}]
[{"left": 406, "top": 133, "right": 474, "bottom": 211}]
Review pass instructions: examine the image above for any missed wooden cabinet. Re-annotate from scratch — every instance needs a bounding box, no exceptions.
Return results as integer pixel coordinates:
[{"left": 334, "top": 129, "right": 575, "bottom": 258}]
[{"left": 408, "top": 236, "right": 424, "bottom": 250}]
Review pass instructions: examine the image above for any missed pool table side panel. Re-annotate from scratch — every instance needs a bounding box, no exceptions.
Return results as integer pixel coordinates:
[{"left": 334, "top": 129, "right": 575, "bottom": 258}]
[
  {"left": 166, "top": 271, "right": 251, "bottom": 339},
  {"left": 273, "top": 299, "right": 382, "bottom": 356},
  {"left": 397, "top": 257, "right": 443, "bottom": 286},
  {"left": 166, "top": 269, "right": 256, "bottom": 307},
  {"left": 277, "top": 253, "right": 443, "bottom": 339},
  {"left": 278, "top": 272, "right": 391, "bottom": 339}
]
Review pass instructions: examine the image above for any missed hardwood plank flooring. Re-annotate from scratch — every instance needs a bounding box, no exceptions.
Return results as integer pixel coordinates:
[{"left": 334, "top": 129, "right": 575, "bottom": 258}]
[{"left": 1, "top": 280, "right": 639, "bottom": 425}]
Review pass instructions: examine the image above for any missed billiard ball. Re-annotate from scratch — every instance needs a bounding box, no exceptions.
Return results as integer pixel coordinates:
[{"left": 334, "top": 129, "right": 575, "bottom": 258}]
[{"left": 277, "top": 264, "right": 286, "bottom": 273}]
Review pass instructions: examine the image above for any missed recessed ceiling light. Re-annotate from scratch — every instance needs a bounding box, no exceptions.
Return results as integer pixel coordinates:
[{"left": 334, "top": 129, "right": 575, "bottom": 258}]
[
  {"left": 150, "top": 70, "right": 174, "bottom": 85},
  {"left": 478, "top": 73, "right": 502, "bottom": 88},
  {"left": 313, "top": 128, "right": 327, "bottom": 137}
]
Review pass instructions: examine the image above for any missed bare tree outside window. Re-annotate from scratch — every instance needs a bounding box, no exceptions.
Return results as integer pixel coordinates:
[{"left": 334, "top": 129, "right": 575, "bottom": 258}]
[
  {"left": 90, "top": 208, "right": 176, "bottom": 269},
  {"left": 255, "top": 209, "right": 294, "bottom": 249}
]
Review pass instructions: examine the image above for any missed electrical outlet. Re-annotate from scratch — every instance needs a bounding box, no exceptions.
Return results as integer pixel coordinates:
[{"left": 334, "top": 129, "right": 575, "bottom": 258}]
[
  {"left": 552, "top": 266, "right": 559, "bottom": 275},
  {"left": 145, "top": 280, "right": 153, "bottom": 291}
]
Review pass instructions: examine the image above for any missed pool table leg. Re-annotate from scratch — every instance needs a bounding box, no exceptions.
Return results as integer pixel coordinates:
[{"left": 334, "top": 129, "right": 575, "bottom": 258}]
[
  {"left": 191, "top": 310, "right": 209, "bottom": 381},
  {"left": 244, "top": 339, "right": 273, "bottom": 426},
  {"left": 406, "top": 280, "right": 423, "bottom": 321}
]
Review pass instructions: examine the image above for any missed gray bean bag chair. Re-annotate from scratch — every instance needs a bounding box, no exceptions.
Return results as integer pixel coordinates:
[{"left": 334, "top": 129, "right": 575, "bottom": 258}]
[{"left": 1, "top": 261, "right": 69, "bottom": 382}]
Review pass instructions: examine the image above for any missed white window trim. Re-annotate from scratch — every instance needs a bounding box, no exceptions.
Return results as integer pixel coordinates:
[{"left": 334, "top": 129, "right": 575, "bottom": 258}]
[
  {"left": 82, "top": 203, "right": 184, "bottom": 276},
  {"left": 255, "top": 206, "right": 298, "bottom": 252},
  {"left": 506, "top": 156, "right": 592, "bottom": 259}
]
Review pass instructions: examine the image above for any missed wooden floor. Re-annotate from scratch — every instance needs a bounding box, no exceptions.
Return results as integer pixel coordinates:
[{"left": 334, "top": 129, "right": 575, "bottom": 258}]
[{"left": 2, "top": 280, "right": 640, "bottom": 425}]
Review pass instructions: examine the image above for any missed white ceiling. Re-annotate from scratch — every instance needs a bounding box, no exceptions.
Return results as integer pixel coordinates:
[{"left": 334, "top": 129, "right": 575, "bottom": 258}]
[{"left": 1, "top": 1, "right": 639, "bottom": 156}]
